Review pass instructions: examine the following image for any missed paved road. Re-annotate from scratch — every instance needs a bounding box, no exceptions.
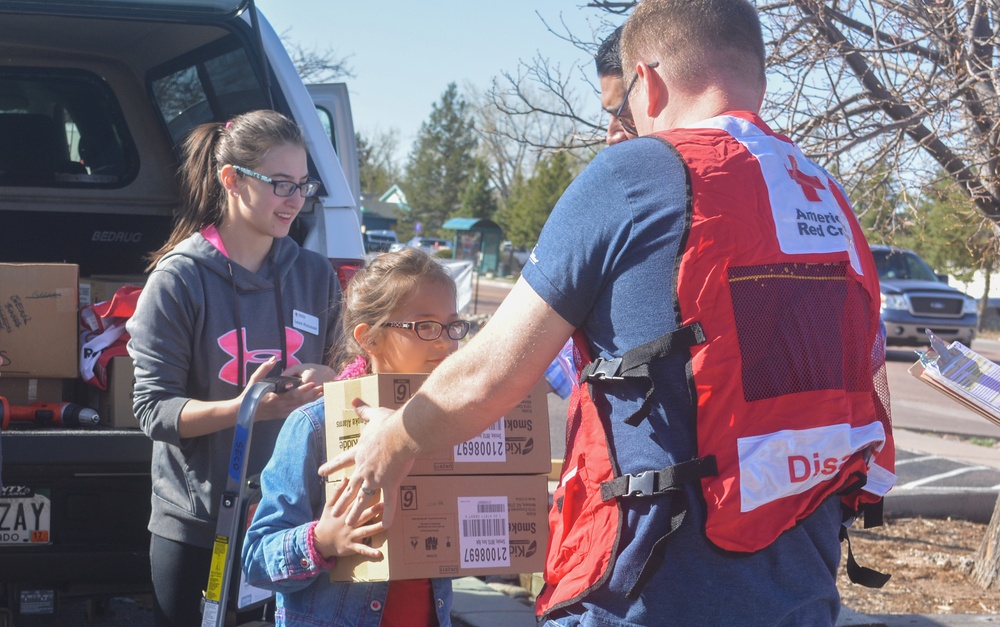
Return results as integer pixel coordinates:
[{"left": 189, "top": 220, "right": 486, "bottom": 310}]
[{"left": 467, "top": 277, "right": 513, "bottom": 317}]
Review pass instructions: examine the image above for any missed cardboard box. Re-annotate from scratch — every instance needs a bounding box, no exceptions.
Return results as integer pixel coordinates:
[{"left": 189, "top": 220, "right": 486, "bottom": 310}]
[
  {"left": 328, "top": 474, "right": 548, "bottom": 582},
  {"left": 325, "top": 374, "right": 551, "bottom": 476},
  {"left": 79, "top": 274, "right": 145, "bottom": 308},
  {"left": 0, "top": 377, "right": 67, "bottom": 405},
  {"left": 0, "top": 264, "right": 79, "bottom": 378},
  {"left": 99, "top": 355, "right": 138, "bottom": 428}
]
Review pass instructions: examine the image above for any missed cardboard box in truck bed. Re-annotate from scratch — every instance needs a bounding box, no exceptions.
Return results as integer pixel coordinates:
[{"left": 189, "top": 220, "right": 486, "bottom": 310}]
[
  {"left": 324, "top": 374, "right": 551, "bottom": 476},
  {"left": 79, "top": 275, "right": 146, "bottom": 308},
  {"left": 86, "top": 355, "right": 138, "bottom": 428},
  {"left": 0, "top": 264, "right": 78, "bottom": 378},
  {"left": 328, "top": 474, "right": 548, "bottom": 582},
  {"left": 0, "top": 378, "right": 68, "bottom": 405}
]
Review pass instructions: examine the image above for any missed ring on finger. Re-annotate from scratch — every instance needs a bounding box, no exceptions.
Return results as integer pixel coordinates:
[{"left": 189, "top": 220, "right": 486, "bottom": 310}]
[{"left": 360, "top": 485, "right": 378, "bottom": 497}]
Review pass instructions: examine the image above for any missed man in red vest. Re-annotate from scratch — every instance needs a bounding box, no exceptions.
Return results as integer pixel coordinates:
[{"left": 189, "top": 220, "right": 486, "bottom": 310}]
[{"left": 326, "top": 1, "right": 894, "bottom": 625}]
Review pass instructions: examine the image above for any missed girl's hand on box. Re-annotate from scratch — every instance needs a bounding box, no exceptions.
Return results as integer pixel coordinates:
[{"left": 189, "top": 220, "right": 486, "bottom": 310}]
[
  {"left": 314, "top": 478, "right": 385, "bottom": 560},
  {"left": 320, "top": 399, "right": 414, "bottom": 527}
]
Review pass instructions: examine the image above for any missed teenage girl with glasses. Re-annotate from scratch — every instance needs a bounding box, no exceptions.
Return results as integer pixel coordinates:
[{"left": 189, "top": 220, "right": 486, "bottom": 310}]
[
  {"left": 242, "top": 247, "right": 466, "bottom": 626},
  {"left": 127, "top": 109, "right": 340, "bottom": 626}
]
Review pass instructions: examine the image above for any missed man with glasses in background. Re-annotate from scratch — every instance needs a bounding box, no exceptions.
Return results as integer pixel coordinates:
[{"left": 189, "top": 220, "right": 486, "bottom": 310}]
[
  {"left": 596, "top": 25, "right": 633, "bottom": 146},
  {"left": 327, "top": 2, "right": 894, "bottom": 625}
]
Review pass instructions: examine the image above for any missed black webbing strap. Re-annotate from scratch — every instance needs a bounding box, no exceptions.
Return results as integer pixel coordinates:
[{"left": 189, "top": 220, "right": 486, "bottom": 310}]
[
  {"left": 840, "top": 524, "right": 891, "bottom": 588},
  {"left": 862, "top": 499, "right": 884, "bottom": 529},
  {"left": 626, "top": 489, "right": 689, "bottom": 600},
  {"left": 838, "top": 471, "right": 885, "bottom": 529},
  {"left": 579, "top": 322, "right": 706, "bottom": 427},
  {"left": 599, "top": 456, "right": 718, "bottom": 502},
  {"left": 596, "top": 456, "right": 718, "bottom": 600}
]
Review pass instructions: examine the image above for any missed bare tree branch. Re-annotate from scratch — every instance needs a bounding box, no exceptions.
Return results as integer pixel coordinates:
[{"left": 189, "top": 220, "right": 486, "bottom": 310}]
[
  {"left": 489, "top": 1, "right": 1000, "bottom": 231},
  {"left": 771, "top": 0, "right": 1000, "bottom": 221},
  {"left": 281, "top": 29, "right": 355, "bottom": 83},
  {"left": 585, "top": 2, "right": 637, "bottom": 15}
]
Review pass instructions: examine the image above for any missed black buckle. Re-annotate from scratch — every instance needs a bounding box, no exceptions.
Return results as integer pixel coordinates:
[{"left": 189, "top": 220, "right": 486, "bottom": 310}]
[
  {"left": 624, "top": 471, "right": 656, "bottom": 497},
  {"left": 587, "top": 357, "right": 624, "bottom": 381}
]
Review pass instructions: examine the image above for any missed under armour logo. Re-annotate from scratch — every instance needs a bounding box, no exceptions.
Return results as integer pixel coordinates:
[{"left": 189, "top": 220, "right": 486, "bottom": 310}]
[
  {"left": 786, "top": 156, "right": 825, "bottom": 202},
  {"left": 217, "top": 327, "right": 306, "bottom": 385}
]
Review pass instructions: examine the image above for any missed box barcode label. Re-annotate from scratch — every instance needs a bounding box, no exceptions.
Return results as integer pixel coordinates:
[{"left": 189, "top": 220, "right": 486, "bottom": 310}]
[
  {"left": 454, "top": 418, "right": 506, "bottom": 462},
  {"left": 461, "top": 518, "right": 506, "bottom": 537},
  {"left": 458, "top": 496, "right": 510, "bottom": 569}
]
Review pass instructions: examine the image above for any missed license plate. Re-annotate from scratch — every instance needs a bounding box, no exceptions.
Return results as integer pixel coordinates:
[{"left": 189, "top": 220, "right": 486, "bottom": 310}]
[{"left": 0, "top": 487, "right": 51, "bottom": 545}]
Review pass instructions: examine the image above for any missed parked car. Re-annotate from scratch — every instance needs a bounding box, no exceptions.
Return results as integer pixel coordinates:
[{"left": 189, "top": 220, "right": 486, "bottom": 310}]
[
  {"left": 872, "top": 245, "right": 978, "bottom": 346},
  {"left": 501, "top": 241, "right": 531, "bottom": 266},
  {"left": 397, "top": 236, "right": 452, "bottom": 254},
  {"left": 364, "top": 229, "right": 398, "bottom": 252}
]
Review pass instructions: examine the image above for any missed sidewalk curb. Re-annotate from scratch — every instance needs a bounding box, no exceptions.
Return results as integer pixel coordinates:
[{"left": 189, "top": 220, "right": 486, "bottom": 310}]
[
  {"left": 884, "top": 488, "right": 999, "bottom": 524},
  {"left": 889, "top": 429, "right": 1000, "bottom": 524}
]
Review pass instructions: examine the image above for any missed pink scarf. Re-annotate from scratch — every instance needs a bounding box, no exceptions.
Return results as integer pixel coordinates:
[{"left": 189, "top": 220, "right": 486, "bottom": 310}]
[{"left": 335, "top": 355, "right": 369, "bottom": 381}]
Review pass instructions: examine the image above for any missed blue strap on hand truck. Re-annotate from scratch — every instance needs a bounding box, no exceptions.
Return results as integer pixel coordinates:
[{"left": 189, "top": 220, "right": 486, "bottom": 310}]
[{"left": 200, "top": 376, "right": 299, "bottom": 627}]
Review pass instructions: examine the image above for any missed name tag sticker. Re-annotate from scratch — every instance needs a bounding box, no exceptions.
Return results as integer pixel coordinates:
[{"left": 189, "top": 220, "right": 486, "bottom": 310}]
[{"left": 293, "top": 310, "right": 320, "bottom": 336}]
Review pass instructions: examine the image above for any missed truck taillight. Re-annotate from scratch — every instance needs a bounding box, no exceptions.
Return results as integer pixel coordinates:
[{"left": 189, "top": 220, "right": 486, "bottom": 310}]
[{"left": 331, "top": 260, "right": 363, "bottom": 290}]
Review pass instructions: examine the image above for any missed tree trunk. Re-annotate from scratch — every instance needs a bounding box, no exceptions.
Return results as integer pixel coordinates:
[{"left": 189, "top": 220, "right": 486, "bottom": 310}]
[{"left": 971, "top": 492, "right": 1000, "bottom": 590}]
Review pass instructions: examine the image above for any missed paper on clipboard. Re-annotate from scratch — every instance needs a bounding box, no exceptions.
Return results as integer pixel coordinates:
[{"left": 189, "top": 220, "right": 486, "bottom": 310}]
[{"left": 909, "top": 331, "right": 1000, "bottom": 429}]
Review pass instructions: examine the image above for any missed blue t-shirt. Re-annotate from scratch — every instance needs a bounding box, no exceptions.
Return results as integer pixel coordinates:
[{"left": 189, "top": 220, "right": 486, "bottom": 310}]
[{"left": 524, "top": 137, "right": 842, "bottom": 626}]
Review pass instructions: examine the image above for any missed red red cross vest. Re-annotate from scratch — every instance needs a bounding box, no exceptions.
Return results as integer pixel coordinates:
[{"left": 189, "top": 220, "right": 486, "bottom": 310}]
[{"left": 537, "top": 113, "right": 896, "bottom": 618}]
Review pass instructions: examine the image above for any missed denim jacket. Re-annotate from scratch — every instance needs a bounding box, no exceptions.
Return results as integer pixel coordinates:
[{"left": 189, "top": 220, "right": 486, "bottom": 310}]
[{"left": 242, "top": 398, "right": 453, "bottom": 626}]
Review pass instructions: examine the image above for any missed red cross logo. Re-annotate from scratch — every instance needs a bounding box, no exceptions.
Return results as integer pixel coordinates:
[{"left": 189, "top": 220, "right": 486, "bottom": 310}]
[{"left": 786, "top": 156, "right": 825, "bottom": 202}]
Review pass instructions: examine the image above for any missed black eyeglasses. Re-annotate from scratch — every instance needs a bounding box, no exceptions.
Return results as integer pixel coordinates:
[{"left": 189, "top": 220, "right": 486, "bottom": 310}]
[
  {"left": 233, "top": 165, "right": 320, "bottom": 198},
  {"left": 616, "top": 61, "right": 659, "bottom": 136},
  {"left": 382, "top": 320, "right": 471, "bottom": 341}
]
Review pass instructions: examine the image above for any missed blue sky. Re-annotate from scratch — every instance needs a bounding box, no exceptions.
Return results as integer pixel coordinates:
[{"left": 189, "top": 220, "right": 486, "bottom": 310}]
[{"left": 255, "top": 1, "right": 618, "bottom": 161}]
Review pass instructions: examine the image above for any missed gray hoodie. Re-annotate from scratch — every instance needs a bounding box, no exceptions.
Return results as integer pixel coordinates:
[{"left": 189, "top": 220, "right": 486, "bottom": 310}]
[{"left": 126, "top": 233, "right": 339, "bottom": 548}]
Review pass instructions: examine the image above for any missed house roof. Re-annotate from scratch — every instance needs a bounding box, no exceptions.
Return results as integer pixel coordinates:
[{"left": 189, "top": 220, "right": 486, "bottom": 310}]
[
  {"left": 359, "top": 193, "right": 401, "bottom": 220},
  {"left": 379, "top": 184, "right": 410, "bottom": 210}
]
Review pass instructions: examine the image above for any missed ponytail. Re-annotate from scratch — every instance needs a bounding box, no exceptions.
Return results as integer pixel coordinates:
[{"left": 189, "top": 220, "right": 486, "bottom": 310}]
[
  {"left": 146, "top": 123, "right": 225, "bottom": 270},
  {"left": 146, "top": 110, "right": 306, "bottom": 271}
]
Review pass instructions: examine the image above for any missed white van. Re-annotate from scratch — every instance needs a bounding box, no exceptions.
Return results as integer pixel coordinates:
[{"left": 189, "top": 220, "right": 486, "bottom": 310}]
[{"left": 0, "top": 0, "right": 362, "bottom": 620}]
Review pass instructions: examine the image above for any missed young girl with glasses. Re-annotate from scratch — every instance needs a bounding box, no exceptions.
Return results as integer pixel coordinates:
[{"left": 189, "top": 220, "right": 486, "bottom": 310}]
[
  {"left": 243, "top": 247, "right": 467, "bottom": 627},
  {"left": 127, "top": 109, "right": 340, "bottom": 626}
]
